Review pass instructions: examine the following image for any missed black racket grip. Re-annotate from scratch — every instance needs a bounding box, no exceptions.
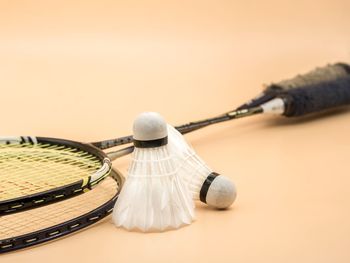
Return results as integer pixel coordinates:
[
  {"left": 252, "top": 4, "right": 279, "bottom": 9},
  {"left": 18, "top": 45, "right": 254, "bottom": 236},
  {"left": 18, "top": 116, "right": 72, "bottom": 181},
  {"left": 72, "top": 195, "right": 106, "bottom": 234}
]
[
  {"left": 280, "top": 76, "right": 350, "bottom": 117},
  {"left": 237, "top": 63, "right": 350, "bottom": 110},
  {"left": 267, "top": 63, "right": 350, "bottom": 92}
]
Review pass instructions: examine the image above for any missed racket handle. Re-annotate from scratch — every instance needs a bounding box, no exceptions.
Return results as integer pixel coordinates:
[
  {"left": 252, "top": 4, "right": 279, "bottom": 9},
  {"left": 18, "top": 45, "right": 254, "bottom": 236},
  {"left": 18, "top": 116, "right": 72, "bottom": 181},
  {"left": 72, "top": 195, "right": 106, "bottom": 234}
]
[
  {"left": 237, "top": 63, "right": 350, "bottom": 109},
  {"left": 279, "top": 76, "right": 350, "bottom": 117}
]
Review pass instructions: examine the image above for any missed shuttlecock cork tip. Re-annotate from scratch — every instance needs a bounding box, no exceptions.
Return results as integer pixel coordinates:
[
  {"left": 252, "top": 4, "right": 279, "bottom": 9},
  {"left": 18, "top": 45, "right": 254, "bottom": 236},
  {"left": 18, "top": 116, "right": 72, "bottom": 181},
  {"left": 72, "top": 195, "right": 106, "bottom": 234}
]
[
  {"left": 133, "top": 112, "right": 168, "bottom": 141},
  {"left": 206, "top": 175, "right": 237, "bottom": 209}
]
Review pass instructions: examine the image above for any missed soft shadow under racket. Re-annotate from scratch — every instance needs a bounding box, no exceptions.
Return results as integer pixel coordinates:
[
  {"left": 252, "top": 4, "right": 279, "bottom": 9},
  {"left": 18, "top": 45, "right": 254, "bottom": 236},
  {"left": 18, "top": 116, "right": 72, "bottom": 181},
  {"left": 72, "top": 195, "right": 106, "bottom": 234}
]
[{"left": 0, "top": 168, "right": 123, "bottom": 253}]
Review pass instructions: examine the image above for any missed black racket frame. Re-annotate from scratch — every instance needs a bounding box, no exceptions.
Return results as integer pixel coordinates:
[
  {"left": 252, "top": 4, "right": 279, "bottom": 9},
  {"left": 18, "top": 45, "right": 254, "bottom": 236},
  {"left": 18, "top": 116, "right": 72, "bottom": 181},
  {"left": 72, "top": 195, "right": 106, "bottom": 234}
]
[
  {"left": 0, "top": 137, "right": 111, "bottom": 215},
  {"left": 0, "top": 168, "right": 123, "bottom": 253}
]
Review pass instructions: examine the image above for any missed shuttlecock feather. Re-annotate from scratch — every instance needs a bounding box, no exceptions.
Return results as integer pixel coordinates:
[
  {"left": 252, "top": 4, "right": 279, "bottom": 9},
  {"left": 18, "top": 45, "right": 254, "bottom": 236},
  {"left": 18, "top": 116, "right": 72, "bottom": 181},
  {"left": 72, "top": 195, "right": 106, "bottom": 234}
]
[
  {"left": 113, "top": 112, "right": 195, "bottom": 232},
  {"left": 167, "top": 124, "right": 237, "bottom": 209}
]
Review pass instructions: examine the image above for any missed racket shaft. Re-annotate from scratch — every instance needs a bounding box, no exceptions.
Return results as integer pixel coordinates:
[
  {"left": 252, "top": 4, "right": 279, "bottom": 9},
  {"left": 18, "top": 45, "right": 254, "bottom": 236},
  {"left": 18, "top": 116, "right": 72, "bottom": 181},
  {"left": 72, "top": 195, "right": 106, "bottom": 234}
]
[{"left": 107, "top": 107, "right": 264, "bottom": 160}]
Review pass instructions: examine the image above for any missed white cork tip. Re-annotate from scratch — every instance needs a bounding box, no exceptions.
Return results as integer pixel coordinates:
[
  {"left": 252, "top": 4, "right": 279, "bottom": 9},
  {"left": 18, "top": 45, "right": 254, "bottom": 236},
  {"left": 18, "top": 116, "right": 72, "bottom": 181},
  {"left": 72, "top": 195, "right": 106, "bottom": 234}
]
[
  {"left": 206, "top": 176, "right": 237, "bottom": 209},
  {"left": 133, "top": 112, "right": 167, "bottom": 141}
]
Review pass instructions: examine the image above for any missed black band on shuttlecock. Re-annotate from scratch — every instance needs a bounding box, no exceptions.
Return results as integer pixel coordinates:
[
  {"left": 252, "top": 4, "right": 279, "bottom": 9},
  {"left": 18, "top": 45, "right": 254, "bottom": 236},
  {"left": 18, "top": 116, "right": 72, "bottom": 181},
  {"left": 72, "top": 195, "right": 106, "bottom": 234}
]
[
  {"left": 200, "top": 172, "right": 220, "bottom": 203},
  {"left": 133, "top": 136, "right": 168, "bottom": 148}
]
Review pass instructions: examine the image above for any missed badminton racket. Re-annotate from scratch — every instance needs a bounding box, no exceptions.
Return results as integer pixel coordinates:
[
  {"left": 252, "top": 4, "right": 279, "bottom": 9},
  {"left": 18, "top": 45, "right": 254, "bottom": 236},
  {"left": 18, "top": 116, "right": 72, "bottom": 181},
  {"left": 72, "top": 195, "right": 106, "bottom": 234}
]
[
  {"left": 101, "top": 72, "right": 350, "bottom": 158},
  {"left": 93, "top": 62, "right": 350, "bottom": 150},
  {"left": 1, "top": 63, "right": 349, "bottom": 215},
  {"left": 0, "top": 168, "right": 123, "bottom": 253}
]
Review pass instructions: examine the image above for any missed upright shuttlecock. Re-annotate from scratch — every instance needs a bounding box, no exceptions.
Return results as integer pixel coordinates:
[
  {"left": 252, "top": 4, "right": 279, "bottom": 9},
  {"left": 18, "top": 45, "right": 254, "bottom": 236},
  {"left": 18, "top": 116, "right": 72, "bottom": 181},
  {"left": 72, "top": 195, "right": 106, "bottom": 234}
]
[
  {"left": 112, "top": 112, "right": 195, "bottom": 232},
  {"left": 167, "top": 124, "right": 237, "bottom": 209}
]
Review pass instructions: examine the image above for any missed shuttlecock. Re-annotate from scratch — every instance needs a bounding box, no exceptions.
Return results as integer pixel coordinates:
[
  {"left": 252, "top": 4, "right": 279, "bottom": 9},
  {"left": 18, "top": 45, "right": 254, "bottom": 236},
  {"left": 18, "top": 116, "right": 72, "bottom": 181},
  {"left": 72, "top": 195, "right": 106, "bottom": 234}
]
[
  {"left": 112, "top": 112, "right": 195, "bottom": 232},
  {"left": 167, "top": 124, "right": 237, "bottom": 209}
]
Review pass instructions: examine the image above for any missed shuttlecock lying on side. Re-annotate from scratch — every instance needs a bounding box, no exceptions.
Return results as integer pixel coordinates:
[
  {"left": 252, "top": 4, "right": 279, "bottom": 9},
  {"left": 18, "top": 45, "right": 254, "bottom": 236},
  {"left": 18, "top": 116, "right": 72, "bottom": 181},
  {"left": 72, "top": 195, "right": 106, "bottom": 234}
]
[
  {"left": 167, "top": 124, "right": 237, "bottom": 209},
  {"left": 112, "top": 112, "right": 195, "bottom": 232}
]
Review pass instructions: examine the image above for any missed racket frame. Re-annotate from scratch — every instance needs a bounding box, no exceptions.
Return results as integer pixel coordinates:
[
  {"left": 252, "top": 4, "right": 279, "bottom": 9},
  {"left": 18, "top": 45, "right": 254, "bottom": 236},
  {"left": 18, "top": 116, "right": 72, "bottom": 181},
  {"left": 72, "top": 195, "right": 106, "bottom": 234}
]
[
  {"left": 0, "top": 137, "right": 112, "bottom": 215},
  {"left": 0, "top": 168, "right": 123, "bottom": 253}
]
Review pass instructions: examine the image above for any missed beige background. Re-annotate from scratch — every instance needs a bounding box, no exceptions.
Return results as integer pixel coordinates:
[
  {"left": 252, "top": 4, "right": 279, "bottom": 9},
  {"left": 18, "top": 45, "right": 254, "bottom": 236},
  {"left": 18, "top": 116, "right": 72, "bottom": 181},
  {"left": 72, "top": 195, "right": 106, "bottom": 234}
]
[{"left": 1, "top": 0, "right": 350, "bottom": 262}]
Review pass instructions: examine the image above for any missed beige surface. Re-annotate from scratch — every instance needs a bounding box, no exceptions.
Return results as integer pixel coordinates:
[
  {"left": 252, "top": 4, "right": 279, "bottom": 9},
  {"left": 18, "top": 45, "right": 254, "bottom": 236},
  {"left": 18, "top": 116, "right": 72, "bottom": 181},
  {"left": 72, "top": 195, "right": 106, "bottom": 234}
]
[{"left": 1, "top": 0, "right": 350, "bottom": 262}]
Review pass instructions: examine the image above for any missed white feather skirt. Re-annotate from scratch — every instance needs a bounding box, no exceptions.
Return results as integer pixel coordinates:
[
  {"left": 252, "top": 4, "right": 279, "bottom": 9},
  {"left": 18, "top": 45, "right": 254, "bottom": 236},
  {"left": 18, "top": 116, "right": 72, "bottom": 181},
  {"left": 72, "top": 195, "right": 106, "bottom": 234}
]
[
  {"left": 112, "top": 146, "right": 195, "bottom": 232},
  {"left": 167, "top": 124, "right": 213, "bottom": 200}
]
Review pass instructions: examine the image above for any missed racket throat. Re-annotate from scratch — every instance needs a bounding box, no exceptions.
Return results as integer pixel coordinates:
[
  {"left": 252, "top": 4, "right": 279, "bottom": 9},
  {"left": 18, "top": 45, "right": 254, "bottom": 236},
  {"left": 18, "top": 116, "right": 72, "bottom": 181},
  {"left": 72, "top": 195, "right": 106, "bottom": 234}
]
[
  {"left": 227, "top": 97, "right": 285, "bottom": 118},
  {"left": 226, "top": 106, "right": 263, "bottom": 119}
]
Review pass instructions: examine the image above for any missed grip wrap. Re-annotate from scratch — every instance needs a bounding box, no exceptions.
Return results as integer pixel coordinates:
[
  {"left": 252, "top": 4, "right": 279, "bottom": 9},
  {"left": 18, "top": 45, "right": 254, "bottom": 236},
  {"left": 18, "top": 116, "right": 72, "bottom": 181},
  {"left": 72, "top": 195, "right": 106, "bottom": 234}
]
[
  {"left": 237, "top": 63, "right": 350, "bottom": 110},
  {"left": 280, "top": 76, "right": 350, "bottom": 117},
  {"left": 267, "top": 63, "right": 350, "bottom": 92}
]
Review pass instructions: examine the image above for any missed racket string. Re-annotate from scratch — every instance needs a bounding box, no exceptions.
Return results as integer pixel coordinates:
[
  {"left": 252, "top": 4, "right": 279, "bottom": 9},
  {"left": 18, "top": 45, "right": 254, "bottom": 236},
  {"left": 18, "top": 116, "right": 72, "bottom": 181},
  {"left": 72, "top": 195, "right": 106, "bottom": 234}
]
[
  {"left": 0, "top": 143, "right": 103, "bottom": 201},
  {"left": 0, "top": 177, "right": 119, "bottom": 240}
]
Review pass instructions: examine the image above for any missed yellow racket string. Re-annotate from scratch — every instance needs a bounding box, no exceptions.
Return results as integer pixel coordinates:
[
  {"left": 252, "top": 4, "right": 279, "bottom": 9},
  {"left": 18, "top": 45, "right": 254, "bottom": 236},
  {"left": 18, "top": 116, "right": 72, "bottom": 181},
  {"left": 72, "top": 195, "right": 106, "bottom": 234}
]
[
  {"left": 0, "top": 176, "right": 118, "bottom": 240},
  {"left": 0, "top": 143, "right": 102, "bottom": 201}
]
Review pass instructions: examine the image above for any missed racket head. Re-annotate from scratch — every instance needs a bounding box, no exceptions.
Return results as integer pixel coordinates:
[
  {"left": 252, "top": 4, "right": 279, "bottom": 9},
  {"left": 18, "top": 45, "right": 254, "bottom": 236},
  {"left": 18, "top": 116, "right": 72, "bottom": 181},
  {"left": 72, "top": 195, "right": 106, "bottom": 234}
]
[
  {"left": 0, "top": 136, "right": 112, "bottom": 215},
  {"left": 0, "top": 167, "right": 123, "bottom": 253}
]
